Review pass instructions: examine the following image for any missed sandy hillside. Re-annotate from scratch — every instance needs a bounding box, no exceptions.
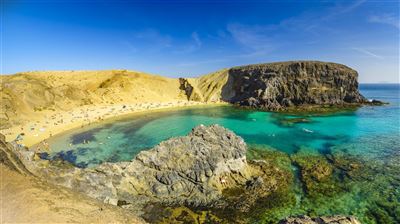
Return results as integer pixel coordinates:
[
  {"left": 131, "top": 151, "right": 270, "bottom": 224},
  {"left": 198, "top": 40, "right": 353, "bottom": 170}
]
[
  {"left": 0, "top": 70, "right": 189, "bottom": 128},
  {"left": 0, "top": 69, "right": 230, "bottom": 146},
  {"left": 186, "top": 69, "right": 229, "bottom": 102},
  {"left": 0, "top": 164, "right": 145, "bottom": 223}
]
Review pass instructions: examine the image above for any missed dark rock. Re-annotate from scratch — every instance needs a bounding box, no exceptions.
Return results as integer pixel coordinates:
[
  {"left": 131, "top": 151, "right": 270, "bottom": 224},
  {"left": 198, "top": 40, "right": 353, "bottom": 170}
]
[
  {"left": 279, "top": 215, "right": 361, "bottom": 224},
  {"left": 222, "top": 61, "right": 367, "bottom": 110},
  {"left": 179, "top": 78, "right": 194, "bottom": 100},
  {"left": 366, "top": 99, "right": 388, "bottom": 105}
]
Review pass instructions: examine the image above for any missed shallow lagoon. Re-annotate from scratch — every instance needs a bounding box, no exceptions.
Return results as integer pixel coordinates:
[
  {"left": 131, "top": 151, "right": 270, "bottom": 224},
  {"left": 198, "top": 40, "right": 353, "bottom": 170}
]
[{"left": 47, "top": 84, "right": 399, "bottom": 223}]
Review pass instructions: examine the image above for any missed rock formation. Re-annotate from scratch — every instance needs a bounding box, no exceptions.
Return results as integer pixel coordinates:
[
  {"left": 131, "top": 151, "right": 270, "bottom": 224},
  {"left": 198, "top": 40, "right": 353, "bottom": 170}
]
[
  {"left": 0, "top": 126, "right": 364, "bottom": 223},
  {"left": 2, "top": 125, "right": 251, "bottom": 208},
  {"left": 279, "top": 215, "right": 361, "bottom": 224},
  {"left": 0, "top": 135, "right": 32, "bottom": 175},
  {"left": 220, "top": 61, "right": 367, "bottom": 110}
]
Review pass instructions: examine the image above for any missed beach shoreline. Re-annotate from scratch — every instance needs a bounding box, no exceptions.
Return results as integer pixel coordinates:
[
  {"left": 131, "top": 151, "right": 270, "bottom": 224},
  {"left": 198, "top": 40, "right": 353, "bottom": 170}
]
[{"left": 0, "top": 101, "right": 226, "bottom": 148}]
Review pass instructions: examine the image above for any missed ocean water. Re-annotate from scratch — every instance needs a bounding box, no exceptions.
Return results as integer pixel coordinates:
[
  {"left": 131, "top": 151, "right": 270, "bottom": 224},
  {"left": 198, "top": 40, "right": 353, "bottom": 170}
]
[
  {"left": 47, "top": 84, "right": 399, "bottom": 167},
  {"left": 45, "top": 84, "right": 400, "bottom": 223}
]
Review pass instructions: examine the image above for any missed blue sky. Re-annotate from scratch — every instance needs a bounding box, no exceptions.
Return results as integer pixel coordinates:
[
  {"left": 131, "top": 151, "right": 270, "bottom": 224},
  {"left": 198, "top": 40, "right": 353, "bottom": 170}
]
[{"left": 2, "top": 0, "right": 399, "bottom": 83}]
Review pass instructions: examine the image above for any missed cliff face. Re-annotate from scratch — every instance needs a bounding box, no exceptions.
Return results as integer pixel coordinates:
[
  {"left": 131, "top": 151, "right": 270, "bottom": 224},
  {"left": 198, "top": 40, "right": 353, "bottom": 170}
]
[{"left": 220, "top": 61, "right": 366, "bottom": 110}]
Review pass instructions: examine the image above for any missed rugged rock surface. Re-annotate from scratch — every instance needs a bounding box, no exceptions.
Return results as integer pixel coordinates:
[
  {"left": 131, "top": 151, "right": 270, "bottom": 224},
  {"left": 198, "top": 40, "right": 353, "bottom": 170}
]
[
  {"left": 220, "top": 61, "right": 367, "bottom": 110},
  {"left": 6, "top": 125, "right": 251, "bottom": 209},
  {"left": 0, "top": 135, "right": 32, "bottom": 175},
  {"left": 279, "top": 215, "right": 361, "bottom": 224},
  {"left": 1, "top": 127, "right": 369, "bottom": 223},
  {"left": 179, "top": 78, "right": 195, "bottom": 100}
]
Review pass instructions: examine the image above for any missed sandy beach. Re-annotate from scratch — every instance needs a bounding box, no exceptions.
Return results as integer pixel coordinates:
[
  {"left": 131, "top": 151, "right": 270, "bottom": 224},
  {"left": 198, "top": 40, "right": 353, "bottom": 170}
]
[{"left": 0, "top": 100, "right": 222, "bottom": 148}]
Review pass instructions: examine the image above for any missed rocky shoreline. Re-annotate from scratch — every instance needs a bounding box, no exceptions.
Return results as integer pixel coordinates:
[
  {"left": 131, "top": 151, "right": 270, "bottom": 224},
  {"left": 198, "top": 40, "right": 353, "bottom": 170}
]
[{"left": 1, "top": 125, "right": 365, "bottom": 223}]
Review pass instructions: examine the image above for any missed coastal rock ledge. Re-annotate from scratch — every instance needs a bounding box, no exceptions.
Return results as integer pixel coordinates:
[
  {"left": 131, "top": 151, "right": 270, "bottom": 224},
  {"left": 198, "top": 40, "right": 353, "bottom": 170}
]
[
  {"left": 1, "top": 125, "right": 361, "bottom": 223},
  {"left": 3, "top": 125, "right": 251, "bottom": 208}
]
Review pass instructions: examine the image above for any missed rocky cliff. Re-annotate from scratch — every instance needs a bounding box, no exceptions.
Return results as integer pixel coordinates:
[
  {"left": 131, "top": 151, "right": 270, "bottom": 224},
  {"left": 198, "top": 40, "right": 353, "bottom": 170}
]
[{"left": 188, "top": 61, "right": 367, "bottom": 110}]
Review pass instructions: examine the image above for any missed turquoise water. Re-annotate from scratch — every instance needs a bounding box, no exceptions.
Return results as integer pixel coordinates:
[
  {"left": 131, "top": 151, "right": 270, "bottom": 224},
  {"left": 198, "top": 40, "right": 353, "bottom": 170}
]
[
  {"left": 45, "top": 84, "right": 400, "bottom": 223},
  {"left": 47, "top": 84, "right": 399, "bottom": 168}
]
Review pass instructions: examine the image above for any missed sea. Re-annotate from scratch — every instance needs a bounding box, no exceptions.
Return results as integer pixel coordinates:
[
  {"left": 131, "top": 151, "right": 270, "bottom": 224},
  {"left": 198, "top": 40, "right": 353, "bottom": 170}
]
[{"left": 46, "top": 84, "right": 399, "bottom": 223}]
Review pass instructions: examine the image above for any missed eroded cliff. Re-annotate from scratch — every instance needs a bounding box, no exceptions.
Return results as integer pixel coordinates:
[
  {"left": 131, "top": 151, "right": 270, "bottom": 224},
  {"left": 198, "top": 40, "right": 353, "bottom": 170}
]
[{"left": 187, "top": 61, "right": 368, "bottom": 110}]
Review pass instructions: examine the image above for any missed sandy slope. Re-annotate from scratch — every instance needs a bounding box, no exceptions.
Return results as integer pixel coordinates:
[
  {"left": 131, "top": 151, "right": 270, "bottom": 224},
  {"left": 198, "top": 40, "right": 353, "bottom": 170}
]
[
  {"left": 0, "top": 70, "right": 186, "bottom": 127},
  {"left": 0, "top": 70, "right": 228, "bottom": 147},
  {"left": 0, "top": 165, "right": 145, "bottom": 223}
]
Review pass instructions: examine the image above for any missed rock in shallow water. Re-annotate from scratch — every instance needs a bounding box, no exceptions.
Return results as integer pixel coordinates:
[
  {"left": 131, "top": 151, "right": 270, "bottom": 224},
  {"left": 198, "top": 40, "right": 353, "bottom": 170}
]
[
  {"left": 279, "top": 215, "right": 361, "bottom": 224},
  {"left": 0, "top": 127, "right": 371, "bottom": 223},
  {"left": 12, "top": 125, "right": 251, "bottom": 209}
]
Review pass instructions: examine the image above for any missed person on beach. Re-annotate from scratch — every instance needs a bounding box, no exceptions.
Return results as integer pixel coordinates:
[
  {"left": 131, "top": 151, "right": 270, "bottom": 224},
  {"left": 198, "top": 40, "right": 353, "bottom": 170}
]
[
  {"left": 14, "top": 133, "right": 25, "bottom": 142},
  {"left": 14, "top": 133, "right": 25, "bottom": 147}
]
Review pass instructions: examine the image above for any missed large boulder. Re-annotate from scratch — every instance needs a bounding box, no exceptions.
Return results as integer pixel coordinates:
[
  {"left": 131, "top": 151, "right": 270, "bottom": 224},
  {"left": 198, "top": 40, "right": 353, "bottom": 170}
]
[{"left": 23, "top": 125, "right": 250, "bottom": 208}]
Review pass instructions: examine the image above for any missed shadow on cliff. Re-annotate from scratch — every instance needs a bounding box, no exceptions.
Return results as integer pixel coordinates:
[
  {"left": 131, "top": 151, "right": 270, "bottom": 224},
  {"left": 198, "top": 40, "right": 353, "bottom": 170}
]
[{"left": 221, "top": 69, "right": 236, "bottom": 102}]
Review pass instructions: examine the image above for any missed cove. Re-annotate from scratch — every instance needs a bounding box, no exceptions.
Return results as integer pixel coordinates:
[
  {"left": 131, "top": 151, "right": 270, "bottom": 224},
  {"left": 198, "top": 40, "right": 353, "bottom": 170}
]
[
  {"left": 43, "top": 84, "right": 400, "bottom": 223},
  {"left": 46, "top": 84, "right": 399, "bottom": 168}
]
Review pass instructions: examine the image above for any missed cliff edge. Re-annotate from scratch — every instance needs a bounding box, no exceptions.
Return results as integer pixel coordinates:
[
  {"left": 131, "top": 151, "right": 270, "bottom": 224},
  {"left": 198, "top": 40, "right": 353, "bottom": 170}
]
[{"left": 187, "top": 61, "right": 367, "bottom": 110}]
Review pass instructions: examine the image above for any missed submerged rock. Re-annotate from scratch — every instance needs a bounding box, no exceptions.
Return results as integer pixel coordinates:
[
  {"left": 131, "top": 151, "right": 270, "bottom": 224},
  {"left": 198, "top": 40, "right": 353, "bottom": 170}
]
[
  {"left": 222, "top": 61, "right": 367, "bottom": 110},
  {"left": 279, "top": 215, "right": 361, "bottom": 224}
]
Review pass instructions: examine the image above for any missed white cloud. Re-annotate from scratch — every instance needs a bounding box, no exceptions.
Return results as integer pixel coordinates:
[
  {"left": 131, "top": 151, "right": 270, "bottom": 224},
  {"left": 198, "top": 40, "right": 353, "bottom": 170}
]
[
  {"left": 369, "top": 13, "right": 400, "bottom": 29},
  {"left": 225, "top": 0, "right": 366, "bottom": 57},
  {"left": 283, "top": 0, "right": 366, "bottom": 32},
  {"left": 128, "top": 29, "right": 203, "bottom": 54},
  {"left": 352, "top": 48, "right": 384, "bottom": 59},
  {"left": 177, "top": 58, "right": 228, "bottom": 67},
  {"left": 191, "top": 32, "right": 202, "bottom": 47},
  {"left": 128, "top": 29, "right": 172, "bottom": 53},
  {"left": 173, "top": 31, "right": 203, "bottom": 54},
  {"left": 226, "top": 23, "right": 277, "bottom": 56}
]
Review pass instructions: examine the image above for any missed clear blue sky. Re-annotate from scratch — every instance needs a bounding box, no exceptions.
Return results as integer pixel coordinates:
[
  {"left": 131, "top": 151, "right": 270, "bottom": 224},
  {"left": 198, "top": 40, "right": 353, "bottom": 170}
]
[{"left": 2, "top": 0, "right": 399, "bottom": 83}]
